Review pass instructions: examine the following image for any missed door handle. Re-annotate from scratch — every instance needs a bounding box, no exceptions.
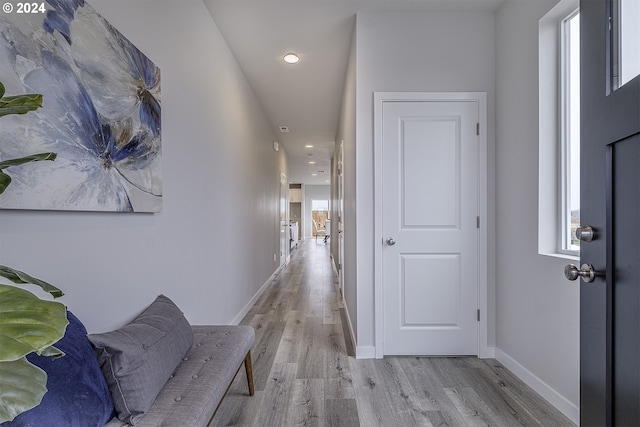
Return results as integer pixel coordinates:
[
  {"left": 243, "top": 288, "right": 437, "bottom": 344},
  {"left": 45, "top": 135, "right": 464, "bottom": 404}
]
[
  {"left": 576, "top": 225, "right": 595, "bottom": 242},
  {"left": 386, "top": 237, "right": 396, "bottom": 246},
  {"left": 564, "top": 263, "right": 597, "bottom": 283}
]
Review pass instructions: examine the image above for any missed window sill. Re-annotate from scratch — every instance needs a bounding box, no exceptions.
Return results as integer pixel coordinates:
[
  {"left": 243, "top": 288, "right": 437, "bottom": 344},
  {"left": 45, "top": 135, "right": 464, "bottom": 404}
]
[{"left": 539, "top": 251, "right": 580, "bottom": 263}]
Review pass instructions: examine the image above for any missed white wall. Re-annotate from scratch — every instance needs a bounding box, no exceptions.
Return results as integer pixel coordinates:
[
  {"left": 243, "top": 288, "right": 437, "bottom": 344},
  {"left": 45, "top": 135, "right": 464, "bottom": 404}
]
[
  {"left": 353, "top": 11, "right": 497, "bottom": 354},
  {"left": 495, "top": 0, "right": 579, "bottom": 421},
  {"left": 334, "top": 24, "right": 358, "bottom": 343},
  {"left": 0, "top": 0, "right": 286, "bottom": 333}
]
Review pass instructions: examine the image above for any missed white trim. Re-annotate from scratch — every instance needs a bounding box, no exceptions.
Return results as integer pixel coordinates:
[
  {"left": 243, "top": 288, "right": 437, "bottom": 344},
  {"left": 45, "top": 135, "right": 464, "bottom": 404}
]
[
  {"left": 559, "top": 8, "right": 580, "bottom": 256},
  {"left": 373, "top": 91, "right": 489, "bottom": 359},
  {"left": 495, "top": 348, "right": 579, "bottom": 425},
  {"left": 356, "top": 346, "right": 376, "bottom": 359},
  {"left": 482, "top": 346, "right": 496, "bottom": 359},
  {"left": 230, "top": 265, "right": 282, "bottom": 325},
  {"left": 341, "top": 301, "right": 361, "bottom": 359},
  {"left": 329, "top": 270, "right": 358, "bottom": 360},
  {"left": 330, "top": 253, "right": 339, "bottom": 277}
]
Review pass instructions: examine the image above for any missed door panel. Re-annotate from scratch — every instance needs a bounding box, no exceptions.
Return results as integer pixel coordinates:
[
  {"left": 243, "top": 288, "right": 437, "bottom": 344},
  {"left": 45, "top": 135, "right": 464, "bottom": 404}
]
[
  {"left": 580, "top": 0, "right": 640, "bottom": 424},
  {"left": 611, "top": 134, "right": 640, "bottom": 426},
  {"left": 402, "top": 254, "right": 460, "bottom": 326},
  {"left": 382, "top": 100, "right": 478, "bottom": 356},
  {"left": 402, "top": 118, "right": 460, "bottom": 228}
]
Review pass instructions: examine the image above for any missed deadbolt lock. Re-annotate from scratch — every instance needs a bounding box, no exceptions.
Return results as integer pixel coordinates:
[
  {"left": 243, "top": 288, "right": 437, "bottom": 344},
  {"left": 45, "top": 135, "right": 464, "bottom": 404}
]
[{"left": 576, "top": 225, "right": 595, "bottom": 242}]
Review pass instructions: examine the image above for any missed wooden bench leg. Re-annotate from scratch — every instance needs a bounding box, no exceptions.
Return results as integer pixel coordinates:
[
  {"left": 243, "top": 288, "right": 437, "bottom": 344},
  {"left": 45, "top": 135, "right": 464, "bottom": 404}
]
[
  {"left": 244, "top": 350, "right": 255, "bottom": 396},
  {"left": 207, "top": 349, "right": 256, "bottom": 426}
]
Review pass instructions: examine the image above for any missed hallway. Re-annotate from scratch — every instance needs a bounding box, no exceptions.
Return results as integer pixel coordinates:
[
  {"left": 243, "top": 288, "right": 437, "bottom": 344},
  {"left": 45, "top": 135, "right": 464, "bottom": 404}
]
[{"left": 212, "top": 240, "right": 575, "bottom": 426}]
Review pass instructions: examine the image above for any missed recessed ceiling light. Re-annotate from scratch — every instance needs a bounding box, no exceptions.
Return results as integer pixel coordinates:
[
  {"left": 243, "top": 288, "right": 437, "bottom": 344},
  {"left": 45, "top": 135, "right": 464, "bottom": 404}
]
[
  {"left": 279, "top": 126, "right": 289, "bottom": 133},
  {"left": 305, "top": 145, "right": 314, "bottom": 148},
  {"left": 312, "top": 173, "right": 318, "bottom": 177},
  {"left": 284, "top": 53, "right": 299, "bottom": 64},
  {"left": 309, "top": 161, "right": 316, "bottom": 164}
]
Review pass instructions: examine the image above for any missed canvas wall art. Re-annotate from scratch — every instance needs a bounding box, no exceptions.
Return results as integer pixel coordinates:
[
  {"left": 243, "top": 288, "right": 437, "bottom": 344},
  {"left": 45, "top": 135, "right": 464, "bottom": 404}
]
[{"left": 0, "top": 0, "right": 162, "bottom": 212}]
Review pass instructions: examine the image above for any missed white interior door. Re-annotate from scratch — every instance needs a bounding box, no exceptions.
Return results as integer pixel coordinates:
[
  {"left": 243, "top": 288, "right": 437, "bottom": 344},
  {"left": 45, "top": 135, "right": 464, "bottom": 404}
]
[{"left": 381, "top": 99, "right": 479, "bottom": 355}]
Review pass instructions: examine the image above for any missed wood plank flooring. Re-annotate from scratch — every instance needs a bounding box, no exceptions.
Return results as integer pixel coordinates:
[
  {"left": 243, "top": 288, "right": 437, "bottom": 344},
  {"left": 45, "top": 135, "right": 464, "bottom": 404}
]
[{"left": 212, "top": 240, "right": 575, "bottom": 427}]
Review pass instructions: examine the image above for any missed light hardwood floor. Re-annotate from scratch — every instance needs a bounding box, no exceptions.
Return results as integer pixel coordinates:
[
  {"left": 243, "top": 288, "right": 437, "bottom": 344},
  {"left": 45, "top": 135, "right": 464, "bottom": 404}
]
[{"left": 212, "top": 239, "right": 576, "bottom": 427}]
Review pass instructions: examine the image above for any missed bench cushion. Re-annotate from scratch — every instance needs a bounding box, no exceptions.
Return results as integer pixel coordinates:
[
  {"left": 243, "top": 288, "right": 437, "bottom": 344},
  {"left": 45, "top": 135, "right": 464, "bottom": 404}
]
[{"left": 104, "top": 325, "right": 255, "bottom": 427}]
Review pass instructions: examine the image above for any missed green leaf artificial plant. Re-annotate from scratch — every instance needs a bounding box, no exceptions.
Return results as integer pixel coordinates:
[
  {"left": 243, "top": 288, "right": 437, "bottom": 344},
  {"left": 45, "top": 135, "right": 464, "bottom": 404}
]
[{"left": 0, "top": 80, "right": 67, "bottom": 423}]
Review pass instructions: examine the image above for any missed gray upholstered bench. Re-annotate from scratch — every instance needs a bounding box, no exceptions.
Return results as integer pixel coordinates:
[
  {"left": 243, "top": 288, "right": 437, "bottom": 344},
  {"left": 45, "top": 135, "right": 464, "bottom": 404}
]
[
  {"left": 2, "top": 295, "right": 254, "bottom": 427},
  {"left": 86, "top": 295, "right": 255, "bottom": 427},
  {"left": 103, "top": 325, "right": 255, "bottom": 427},
  {"left": 101, "top": 325, "right": 254, "bottom": 427}
]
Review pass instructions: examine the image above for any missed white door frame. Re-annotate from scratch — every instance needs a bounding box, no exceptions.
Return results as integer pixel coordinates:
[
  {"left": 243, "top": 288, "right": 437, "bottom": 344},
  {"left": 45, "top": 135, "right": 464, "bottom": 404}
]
[
  {"left": 338, "top": 140, "right": 345, "bottom": 296},
  {"left": 373, "top": 92, "right": 490, "bottom": 359},
  {"left": 280, "top": 172, "right": 289, "bottom": 267}
]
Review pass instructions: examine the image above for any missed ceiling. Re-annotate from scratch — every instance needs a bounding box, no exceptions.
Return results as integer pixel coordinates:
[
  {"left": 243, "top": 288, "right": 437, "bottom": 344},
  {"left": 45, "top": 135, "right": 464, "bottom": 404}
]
[{"left": 203, "top": 0, "right": 503, "bottom": 185}]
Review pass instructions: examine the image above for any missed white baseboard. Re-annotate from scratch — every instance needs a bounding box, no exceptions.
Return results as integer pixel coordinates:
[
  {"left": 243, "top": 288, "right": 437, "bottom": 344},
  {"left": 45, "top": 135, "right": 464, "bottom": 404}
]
[
  {"left": 330, "top": 253, "right": 339, "bottom": 277},
  {"left": 340, "top": 300, "right": 358, "bottom": 352},
  {"left": 356, "top": 345, "right": 376, "bottom": 359},
  {"left": 479, "top": 345, "right": 496, "bottom": 359},
  {"left": 494, "top": 348, "right": 579, "bottom": 425},
  {"left": 230, "top": 266, "right": 281, "bottom": 325}
]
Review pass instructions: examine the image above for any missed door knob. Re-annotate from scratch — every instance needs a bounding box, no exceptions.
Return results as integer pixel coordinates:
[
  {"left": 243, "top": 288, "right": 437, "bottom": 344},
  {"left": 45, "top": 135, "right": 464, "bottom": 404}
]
[
  {"left": 386, "top": 237, "right": 396, "bottom": 246},
  {"left": 564, "top": 263, "right": 596, "bottom": 283},
  {"left": 576, "top": 225, "right": 595, "bottom": 242}
]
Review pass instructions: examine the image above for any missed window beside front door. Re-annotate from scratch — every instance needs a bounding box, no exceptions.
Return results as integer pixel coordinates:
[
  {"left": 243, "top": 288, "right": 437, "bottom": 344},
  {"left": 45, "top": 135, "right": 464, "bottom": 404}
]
[
  {"left": 560, "top": 8, "right": 580, "bottom": 254},
  {"left": 538, "top": 0, "right": 581, "bottom": 258}
]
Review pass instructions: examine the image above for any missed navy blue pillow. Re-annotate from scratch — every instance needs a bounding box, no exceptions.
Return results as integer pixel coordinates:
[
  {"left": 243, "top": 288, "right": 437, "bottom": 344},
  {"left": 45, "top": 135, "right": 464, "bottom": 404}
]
[{"left": 3, "top": 311, "right": 115, "bottom": 427}]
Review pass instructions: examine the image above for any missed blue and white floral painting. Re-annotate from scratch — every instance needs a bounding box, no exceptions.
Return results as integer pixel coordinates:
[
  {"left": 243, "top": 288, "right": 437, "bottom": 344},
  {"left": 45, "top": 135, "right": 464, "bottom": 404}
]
[{"left": 0, "top": 0, "right": 162, "bottom": 212}]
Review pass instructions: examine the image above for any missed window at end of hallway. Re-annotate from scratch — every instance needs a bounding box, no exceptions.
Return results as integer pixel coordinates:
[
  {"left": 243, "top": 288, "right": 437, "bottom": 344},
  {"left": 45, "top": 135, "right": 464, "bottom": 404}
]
[{"left": 538, "top": 0, "right": 580, "bottom": 260}]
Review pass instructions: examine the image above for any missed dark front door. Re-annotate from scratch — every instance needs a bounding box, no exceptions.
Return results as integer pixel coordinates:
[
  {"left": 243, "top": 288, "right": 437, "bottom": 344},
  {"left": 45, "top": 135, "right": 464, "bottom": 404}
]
[{"left": 581, "top": 0, "right": 640, "bottom": 425}]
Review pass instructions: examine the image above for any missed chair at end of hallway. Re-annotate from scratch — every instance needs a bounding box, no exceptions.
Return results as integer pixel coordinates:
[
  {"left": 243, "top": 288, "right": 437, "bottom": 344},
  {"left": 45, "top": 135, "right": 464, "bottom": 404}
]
[{"left": 312, "top": 220, "right": 327, "bottom": 243}]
